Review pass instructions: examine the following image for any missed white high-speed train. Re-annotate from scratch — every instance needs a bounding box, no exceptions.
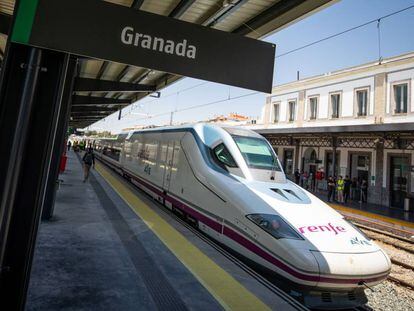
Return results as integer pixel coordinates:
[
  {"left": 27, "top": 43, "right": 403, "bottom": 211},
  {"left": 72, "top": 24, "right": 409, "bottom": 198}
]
[{"left": 93, "top": 124, "right": 391, "bottom": 309}]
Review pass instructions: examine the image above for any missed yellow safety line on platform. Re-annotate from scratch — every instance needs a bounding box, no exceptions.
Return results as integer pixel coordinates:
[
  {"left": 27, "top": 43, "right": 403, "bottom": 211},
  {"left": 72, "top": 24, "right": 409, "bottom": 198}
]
[
  {"left": 95, "top": 163, "right": 270, "bottom": 311},
  {"left": 330, "top": 203, "right": 414, "bottom": 229}
]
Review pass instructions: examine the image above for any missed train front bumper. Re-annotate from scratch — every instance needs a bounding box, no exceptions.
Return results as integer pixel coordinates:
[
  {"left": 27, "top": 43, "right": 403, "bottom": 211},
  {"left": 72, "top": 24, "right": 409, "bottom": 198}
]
[{"left": 311, "top": 250, "right": 391, "bottom": 290}]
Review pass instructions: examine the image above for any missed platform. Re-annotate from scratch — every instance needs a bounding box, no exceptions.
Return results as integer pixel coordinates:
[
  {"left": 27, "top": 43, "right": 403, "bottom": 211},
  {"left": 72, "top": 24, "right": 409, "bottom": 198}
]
[{"left": 26, "top": 151, "right": 305, "bottom": 311}]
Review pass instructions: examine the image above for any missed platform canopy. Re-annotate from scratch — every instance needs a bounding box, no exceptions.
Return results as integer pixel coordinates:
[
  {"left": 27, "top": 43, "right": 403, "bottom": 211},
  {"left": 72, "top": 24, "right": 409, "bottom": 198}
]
[{"left": 0, "top": 0, "right": 333, "bottom": 128}]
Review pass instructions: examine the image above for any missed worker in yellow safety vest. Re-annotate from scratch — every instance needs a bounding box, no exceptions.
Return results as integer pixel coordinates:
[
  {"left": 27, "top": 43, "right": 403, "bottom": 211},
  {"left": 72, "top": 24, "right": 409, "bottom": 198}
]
[{"left": 336, "top": 175, "right": 344, "bottom": 203}]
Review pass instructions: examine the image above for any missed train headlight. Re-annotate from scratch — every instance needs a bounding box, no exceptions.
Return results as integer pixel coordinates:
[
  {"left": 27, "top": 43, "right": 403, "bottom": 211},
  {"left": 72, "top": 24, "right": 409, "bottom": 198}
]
[{"left": 246, "top": 214, "right": 303, "bottom": 240}]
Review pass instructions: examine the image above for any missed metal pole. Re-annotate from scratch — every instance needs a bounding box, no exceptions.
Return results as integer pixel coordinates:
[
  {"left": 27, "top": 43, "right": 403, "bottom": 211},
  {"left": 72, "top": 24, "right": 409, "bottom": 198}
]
[
  {"left": 42, "top": 56, "right": 78, "bottom": 220},
  {"left": 331, "top": 137, "right": 337, "bottom": 201},
  {"left": 0, "top": 47, "right": 43, "bottom": 265},
  {"left": 377, "top": 19, "right": 382, "bottom": 65},
  {"left": 332, "top": 137, "right": 337, "bottom": 178}
]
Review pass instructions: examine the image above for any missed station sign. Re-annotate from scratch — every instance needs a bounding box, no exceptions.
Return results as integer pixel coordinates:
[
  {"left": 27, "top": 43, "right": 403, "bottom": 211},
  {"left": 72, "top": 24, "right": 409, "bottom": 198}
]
[{"left": 11, "top": 0, "right": 275, "bottom": 93}]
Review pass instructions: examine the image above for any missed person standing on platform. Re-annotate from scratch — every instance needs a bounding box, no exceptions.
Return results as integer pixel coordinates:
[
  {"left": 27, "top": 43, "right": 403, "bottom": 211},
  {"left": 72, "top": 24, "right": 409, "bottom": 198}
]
[
  {"left": 327, "top": 176, "right": 335, "bottom": 202},
  {"left": 73, "top": 141, "right": 79, "bottom": 152},
  {"left": 299, "top": 170, "right": 304, "bottom": 187},
  {"left": 294, "top": 169, "right": 300, "bottom": 185},
  {"left": 360, "top": 179, "right": 368, "bottom": 203},
  {"left": 351, "top": 177, "right": 357, "bottom": 200},
  {"left": 308, "top": 172, "right": 313, "bottom": 191},
  {"left": 315, "top": 167, "right": 324, "bottom": 193},
  {"left": 303, "top": 171, "right": 309, "bottom": 190},
  {"left": 344, "top": 175, "right": 351, "bottom": 203},
  {"left": 82, "top": 148, "right": 95, "bottom": 182},
  {"left": 336, "top": 175, "right": 344, "bottom": 203},
  {"left": 67, "top": 140, "right": 72, "bottom": 151}
]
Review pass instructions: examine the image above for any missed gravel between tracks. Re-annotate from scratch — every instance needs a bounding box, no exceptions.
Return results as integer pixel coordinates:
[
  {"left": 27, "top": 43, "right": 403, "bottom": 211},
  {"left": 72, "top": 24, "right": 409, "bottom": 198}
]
[
  {"left": 366, "top": 281, "right": 414, "bottom": 311},
  {"left": 374, "top": 240, "right": 414, "bottom": 268},
  {"left": 390, "top": 264, "right": 414, "bottom": 287}
]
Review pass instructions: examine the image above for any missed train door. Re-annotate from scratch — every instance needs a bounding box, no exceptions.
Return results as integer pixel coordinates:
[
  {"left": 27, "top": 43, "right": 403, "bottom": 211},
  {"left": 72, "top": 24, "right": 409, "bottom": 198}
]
[{"left": 162, "top": 141, "right": 175, "bottom": 191}]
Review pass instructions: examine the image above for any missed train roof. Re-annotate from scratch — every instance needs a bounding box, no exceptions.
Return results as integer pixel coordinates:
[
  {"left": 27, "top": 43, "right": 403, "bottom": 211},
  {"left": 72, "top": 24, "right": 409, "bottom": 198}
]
[
  {"left": 93, "top": 124, "right": 265, "bottom": 147},
  {"left": 126, "top": 123, "right": 263, "bottom": 138}
]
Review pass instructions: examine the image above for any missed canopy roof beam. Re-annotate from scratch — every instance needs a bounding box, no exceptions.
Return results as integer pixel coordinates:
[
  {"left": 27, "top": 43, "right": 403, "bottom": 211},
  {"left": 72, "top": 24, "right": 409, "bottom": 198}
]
[
  {"left": 71, "top": 111, "right": 112, "bottom": 116},
  {"left": 202, "top": 0, "right": 249, "bottom": 27},
  {"left": 131, "top": 0, "right": 145, "bottom": 9},
  {"left": 71, "top": 106, "right": 118, "bottom": 113},
  {"left": 88, "top": 61, "right": 110, "bottom": 96},
  {"left": 169, "top": 0, "right": 197, "bottom": 19},
  {"left": 74, "top": 77, "right": 156, "bottom": 92},
  {"left": 70, "top": 117, "right": 103, "bottom": 121},
  {"left": 71, "top": 95, "right": 131, "bottom": 106}
]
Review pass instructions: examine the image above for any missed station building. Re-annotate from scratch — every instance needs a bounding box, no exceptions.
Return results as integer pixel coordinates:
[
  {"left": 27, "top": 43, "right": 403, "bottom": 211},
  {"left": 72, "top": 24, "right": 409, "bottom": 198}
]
[{"left": 255, "top": 52, "right": 414, "bottom": 210}]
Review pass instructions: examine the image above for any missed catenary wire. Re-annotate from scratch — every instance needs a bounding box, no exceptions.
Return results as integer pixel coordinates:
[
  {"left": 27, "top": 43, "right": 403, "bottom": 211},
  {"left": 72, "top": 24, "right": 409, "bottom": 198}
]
[
  {"left": 122, "top": 81, "right": 210, "bottom": 118},
  {"left": 130, "top": 91, "right": 261, "bottom": 122},
  {"left": 275, "top": 4, "right": 414, "bottom": 59}
]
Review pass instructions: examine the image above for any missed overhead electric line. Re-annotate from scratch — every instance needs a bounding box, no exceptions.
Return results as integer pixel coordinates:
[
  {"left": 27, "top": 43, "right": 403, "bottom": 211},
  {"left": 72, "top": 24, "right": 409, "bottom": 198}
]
[
  {"left": 131, "top": 91, "right": 261, "bottom": 122},
  {"left": 275, "top": 4, "right": 414, "bottom": 59},
  {"left": 122, "top": 81, "right": 210, "bottom": 118}
]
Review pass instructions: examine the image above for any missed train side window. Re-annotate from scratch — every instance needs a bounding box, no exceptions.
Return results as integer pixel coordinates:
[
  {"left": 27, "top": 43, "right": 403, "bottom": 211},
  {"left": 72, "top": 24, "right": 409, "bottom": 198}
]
[{"left": 213, "top": 143, "right": 238, "bottom": 168}]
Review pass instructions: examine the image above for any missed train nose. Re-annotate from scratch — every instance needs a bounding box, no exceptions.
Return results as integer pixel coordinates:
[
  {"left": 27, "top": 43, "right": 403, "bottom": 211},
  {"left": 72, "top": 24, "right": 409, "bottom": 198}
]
[{"left": 312, "top": 250, "right": 391, "bottom": 289}]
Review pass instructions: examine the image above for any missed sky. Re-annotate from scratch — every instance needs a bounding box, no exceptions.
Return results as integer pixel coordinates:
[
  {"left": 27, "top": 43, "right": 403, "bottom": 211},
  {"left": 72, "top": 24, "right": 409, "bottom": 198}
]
[{"left": 89, "top": 0, "right": 414, "bottom": 134}]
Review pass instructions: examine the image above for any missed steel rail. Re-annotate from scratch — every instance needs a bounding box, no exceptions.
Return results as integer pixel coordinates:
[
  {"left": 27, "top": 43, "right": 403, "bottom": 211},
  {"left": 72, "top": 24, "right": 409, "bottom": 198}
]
[
  {"left": 391, "top": 258, "right": 414, "bottom": 272},
  {"left": 387, "top": 276, "right": 414, "bottom": 291}
]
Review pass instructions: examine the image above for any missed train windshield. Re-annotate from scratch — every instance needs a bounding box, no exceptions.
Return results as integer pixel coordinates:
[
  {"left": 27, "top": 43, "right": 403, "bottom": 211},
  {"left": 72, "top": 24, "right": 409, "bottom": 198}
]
[{"left": 232, "top": 136, "right": 281, "bottom": 171}]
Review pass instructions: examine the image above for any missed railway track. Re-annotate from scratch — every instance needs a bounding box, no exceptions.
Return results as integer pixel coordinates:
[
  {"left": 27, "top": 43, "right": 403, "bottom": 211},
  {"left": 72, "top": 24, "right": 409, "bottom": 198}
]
[
  {"left": 356, "top": 225, "right": 414, "bottom": 255},
  {"left": 388, "top": 259, "right": 414, "bottom": 291},
  {"left": 354, "top": 223, "right": 413, "bottom": 244},
  {"left": 391, "top": 258, "right": 414, "bottom": 271},
  {"left": 344, "top": 214, "right": 413, "bottom": 239}
]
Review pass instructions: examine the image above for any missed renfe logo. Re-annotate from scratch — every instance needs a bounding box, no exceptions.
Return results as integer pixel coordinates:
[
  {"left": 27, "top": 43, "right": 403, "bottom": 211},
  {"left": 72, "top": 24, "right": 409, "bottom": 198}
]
[
  {"left": 298, "top": 223, "right": 346, "bottom": 235},
  {"left": 121, "top": 26, "right": 197, "bottom": 59}
]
